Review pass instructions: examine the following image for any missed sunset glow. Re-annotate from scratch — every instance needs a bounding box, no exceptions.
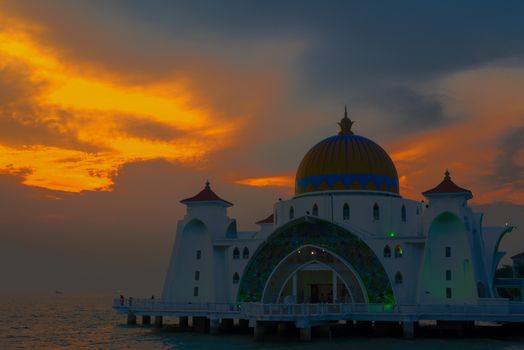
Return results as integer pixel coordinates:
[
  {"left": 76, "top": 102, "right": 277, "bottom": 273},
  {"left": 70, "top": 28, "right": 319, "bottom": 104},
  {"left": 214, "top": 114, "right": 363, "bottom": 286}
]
[{"left": 0, "top": 13, "right": 234, "bottom": 192}]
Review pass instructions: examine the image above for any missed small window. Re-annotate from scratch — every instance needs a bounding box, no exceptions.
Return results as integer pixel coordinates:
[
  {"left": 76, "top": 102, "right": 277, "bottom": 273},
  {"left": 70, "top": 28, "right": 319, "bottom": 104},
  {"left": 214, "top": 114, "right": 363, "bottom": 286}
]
[
  {"left": 275, "top": 211, "right": 278, "bottom": 225},
  {"left": 196, "top": 250, "right": 202, "bottom": 260},
  {"left": 373, "top": 203, "right": 380, "bottom": 221},
  {"left": 383, "top": 245, "right": 391, "bottom": 258},
  {"left": 416, "top": 207, "right": 420, "bottom": 215},
  {"left": 343, "top": 203, "right": 350, "bottom": 220},
  {"left": 233, "top": 272, "right": 240, "bottom": 284},
  {"left": 312, "top": 204, "right": 318, "bottom": 216},
  {"left": 446, "top": 270, "right": 451, "bottom": 281},
  {"left": 233, "top": 247, "right": 240, "bottom": 260},
  {"left": 445, "top": 246, "right": 451, "bottom": 258},
  {"left": 446, "top": 287, "right": 452, "bottom": 299},
  {"left": 394, "top": 245, "right": 403, "bottom": 258},
  {"left": 395, "top": 271, "right": 403, "bottom": 284},
  {"left": 193, "top": 287, "right": 199, "bottom": 297},
  {"left": 401, "top": 205, "right": 406, "bottom": 222},
  {"left": 242, "top": 247, "right": 249, "bottom": 259},
  {"left": 289, "top": 206, "right": 294, "bottom": 220},
  {"left": 194, "top": 271, "right": 200, "bottom": 281}
]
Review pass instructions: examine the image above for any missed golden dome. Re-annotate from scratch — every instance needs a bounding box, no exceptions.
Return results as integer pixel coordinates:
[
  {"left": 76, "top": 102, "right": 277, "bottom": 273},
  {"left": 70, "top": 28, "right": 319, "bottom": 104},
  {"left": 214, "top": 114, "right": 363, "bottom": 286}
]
[{"left": 295, "top": 110, "right": 399, "bottom": 195}]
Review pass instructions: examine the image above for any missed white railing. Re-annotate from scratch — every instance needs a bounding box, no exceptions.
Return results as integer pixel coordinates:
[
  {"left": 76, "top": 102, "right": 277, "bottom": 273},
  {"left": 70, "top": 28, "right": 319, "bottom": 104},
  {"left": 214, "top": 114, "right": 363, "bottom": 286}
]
[
  {"left": 113, "top": 298, "right": 239, "bottom": 313},
  {"left": 113, "top": 298, "right": 524, "bottom": 318}
]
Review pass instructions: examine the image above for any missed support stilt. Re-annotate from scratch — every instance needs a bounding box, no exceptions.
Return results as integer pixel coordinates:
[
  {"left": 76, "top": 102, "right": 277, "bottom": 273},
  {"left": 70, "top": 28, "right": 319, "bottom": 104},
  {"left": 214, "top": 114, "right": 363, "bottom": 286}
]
[
  {"left": 127, "top": 314, "right": 136, "bottom": 325},
  {"left": 179, "top": 316, "right": 189, "bottom": 329},
  {"left": 210, "top": 318, "right": 220, "bottom": 335},
  {"left": 403, "top": 321, "right": 415, "bottom": 338},
  {"left": 142, "top": 315, "right": 151, "bottom": 325},
  {"left": 254, "top": 322, "right": 265, "bottom": 342}
]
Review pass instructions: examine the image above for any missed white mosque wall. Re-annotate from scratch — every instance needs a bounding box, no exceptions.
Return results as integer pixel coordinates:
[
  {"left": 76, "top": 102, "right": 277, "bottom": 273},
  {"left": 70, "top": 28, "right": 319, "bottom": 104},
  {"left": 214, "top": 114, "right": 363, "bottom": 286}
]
[{"left": 162, "top": 190, "right": 510, "bottom": 306}]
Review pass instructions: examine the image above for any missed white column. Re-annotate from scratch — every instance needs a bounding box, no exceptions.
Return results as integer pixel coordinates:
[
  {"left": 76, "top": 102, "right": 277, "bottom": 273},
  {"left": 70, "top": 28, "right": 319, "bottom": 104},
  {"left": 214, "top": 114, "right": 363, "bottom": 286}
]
[{"left": 332, "top": 270, "right": 337, "bottom": 303}]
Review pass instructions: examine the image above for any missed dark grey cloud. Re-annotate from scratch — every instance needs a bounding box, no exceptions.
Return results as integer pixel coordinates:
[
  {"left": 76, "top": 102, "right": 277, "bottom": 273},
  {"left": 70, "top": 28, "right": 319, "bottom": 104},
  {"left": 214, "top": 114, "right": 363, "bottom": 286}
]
[
  {"left": 97, "top": 0, "right": 524, "bottom": 134},
  {"left": 367, "top": 87, "right": 448, "bottom": 133},
  {"left": 490, "top": 125, "right": 524, "bottom": 189},
  {"left": 7, "top": 0, "right": 524, "bottom": 136}
]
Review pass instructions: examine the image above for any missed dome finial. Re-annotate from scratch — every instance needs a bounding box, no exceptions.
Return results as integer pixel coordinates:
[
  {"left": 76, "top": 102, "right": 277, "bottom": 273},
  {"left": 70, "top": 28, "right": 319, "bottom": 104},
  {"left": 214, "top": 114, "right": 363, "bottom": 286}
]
[
  {"left": 338, "top": 105, "right": 354, "bottom": 135},
  {"left": 444, "top": 169, "right": 450, "bottom": 180},
  {"left": 205, "top": 180, "right": 210, "bottom": 188}
]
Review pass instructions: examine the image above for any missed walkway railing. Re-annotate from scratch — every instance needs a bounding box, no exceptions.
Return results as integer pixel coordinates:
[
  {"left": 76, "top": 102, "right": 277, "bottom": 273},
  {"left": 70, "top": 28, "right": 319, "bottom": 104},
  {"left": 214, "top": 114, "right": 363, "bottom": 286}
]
[{"left": 113, "top": 298, "right": 524, "bottom": 319}]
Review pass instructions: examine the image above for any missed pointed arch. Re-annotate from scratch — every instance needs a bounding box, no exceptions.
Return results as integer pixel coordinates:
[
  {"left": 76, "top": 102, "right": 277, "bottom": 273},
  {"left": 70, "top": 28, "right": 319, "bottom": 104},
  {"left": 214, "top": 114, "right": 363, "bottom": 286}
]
[
  {"left": 395, "top": 271, "right": 403, "bottom": 284},
  {"left": 226, "top": 220, "right": 238, "bottom": 239},
  {"left": 312, "top": 203, "right": 319, "bottom": 216},
  {"left": 401, "top": 205, "right": 407, "bottom": 222},
  {"left": 343, "top": 203, "right": 350, "bottom": 220},
  {"left": 242, "top": 247, "right": 250, "bottom": 259},
  {"left": 233, "top": 247, "right": 240, "bottom": 260},
  {"left": 373, "top": 202, "right": 380, "bottom": 221},
  {"left": 233, "top": 272, "right": 240, "bottom": 284},
  {"left": 394, "top": 245, "right": 403, "bottom": 258},
  {"left": 383, "top": 245, "right": 391, "bottom": 258},
  {"left": 238, "top": 217, "right": 395, "bottom": 304},
  {"left": 289, "top": 206, "right": 294, "bottom": 220}
]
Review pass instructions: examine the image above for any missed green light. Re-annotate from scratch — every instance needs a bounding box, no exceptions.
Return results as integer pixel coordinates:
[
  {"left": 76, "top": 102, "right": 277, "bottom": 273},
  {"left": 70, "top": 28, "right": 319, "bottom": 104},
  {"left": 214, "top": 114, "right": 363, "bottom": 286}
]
[
  {"left": 383, "top": 303, "right": 394, "bottom": 312},
  {"left": 388, "top": 231, "right": 396, "bottom": 237}
]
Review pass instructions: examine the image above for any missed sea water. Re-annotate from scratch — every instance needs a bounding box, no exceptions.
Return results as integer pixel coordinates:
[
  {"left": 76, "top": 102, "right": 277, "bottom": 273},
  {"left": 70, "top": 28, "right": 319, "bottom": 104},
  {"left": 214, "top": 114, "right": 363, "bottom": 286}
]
[{"left": 1, "top": 293, "right": 524, "bottom": 349}]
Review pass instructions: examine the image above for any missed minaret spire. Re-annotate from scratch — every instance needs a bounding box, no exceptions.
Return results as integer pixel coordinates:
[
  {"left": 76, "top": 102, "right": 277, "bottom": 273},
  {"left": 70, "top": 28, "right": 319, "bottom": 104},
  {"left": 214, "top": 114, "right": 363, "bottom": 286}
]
[{"left": 338, "top": 105, "right": 354, "bottom": 135}]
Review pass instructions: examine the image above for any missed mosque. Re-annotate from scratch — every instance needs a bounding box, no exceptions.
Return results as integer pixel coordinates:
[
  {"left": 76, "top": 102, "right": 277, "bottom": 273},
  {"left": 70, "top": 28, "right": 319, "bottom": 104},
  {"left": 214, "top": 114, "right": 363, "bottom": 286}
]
[{"left": 161, "top": 108, "right": 516, "bottom": 309}]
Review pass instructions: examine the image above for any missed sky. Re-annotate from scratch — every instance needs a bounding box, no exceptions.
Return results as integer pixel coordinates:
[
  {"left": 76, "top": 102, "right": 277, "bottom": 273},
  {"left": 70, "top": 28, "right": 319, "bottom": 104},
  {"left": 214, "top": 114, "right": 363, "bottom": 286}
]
[{"left": 0, "top": 0, "right": 523, "bottom": 295}]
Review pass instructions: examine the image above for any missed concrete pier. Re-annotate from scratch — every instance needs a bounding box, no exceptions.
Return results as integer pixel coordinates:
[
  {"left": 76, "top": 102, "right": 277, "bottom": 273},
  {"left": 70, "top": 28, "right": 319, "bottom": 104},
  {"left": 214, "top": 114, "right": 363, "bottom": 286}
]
[
  {"left": 142, "top": 315, "right": 151, "bottom": 325},
  {"left": 154, "top": 316, "right": 163, "bottom": 328},
  {"left": 179, "top": 316, "right": 189, "bottom": 329},
  {"left": 127, "top": 314, "right": 136, "bottom": 325},
  {"left": 254, "top": 322, "right": 265, "bottom": 341},
  {"left": 402, "top": 321, "right": 415, "bottom": 338},
  {"left": 210, "top": 318, "right": 220, "bottom": 335}
]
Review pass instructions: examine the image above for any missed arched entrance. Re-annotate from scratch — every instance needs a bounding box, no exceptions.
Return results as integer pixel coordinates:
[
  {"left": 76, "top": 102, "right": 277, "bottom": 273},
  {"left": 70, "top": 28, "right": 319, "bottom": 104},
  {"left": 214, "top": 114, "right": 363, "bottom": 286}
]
[
  {"left": 263, "top": 245, "right": 367, "bottom": 303},
  {"left": 238, "top": 217, "right": 394, "bottom": 304}
]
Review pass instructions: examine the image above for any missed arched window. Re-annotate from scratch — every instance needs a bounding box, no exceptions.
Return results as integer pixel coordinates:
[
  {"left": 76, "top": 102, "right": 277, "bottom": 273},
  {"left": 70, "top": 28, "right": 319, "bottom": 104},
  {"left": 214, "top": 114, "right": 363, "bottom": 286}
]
[
  {"left": 233, "top": 247, "right": 240, "bottom": 260},
  {"left": 289, "top": 206, "right": 294, "bottom": 220},
  {"left": 401, "top": 205, "right": 406, "bottom": 222},
  {"left": 394, "top": 245, "right": 403, "bottom": 258},
  {"left": 233, "top": 272, "right": 240, "bottom": 284},
  {"left": 416, "top": 207, "right": 420, "bottom": 215},
  {"left": 343, "top": 203, "right": 350, "bottom": 220},
  {"left": 373, "top": 203, "right": 380, "bottom": 221},
  {"left": 312, "top": 204, "right": 318, "bottom": 216},
  {"left": 383, "top": 245, "right": 391, "bottom": 258},
  {"left": 395, "top": 271, "right": 403, "bottom": 284},
  {"left": 275, "top": 211, "right": 278, "bottom": 224},
  {"left": 242, "top": 247, "right": 249, "bottom": 259}
]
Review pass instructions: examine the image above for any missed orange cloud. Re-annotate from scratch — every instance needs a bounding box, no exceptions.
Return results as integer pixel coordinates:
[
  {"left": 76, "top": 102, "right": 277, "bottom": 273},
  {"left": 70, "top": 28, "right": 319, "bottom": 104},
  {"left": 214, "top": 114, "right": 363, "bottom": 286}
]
[
  {"left": 235, "top": 175, "right": 294, "bottom": 188},
  {"left": 0, "top": 13, "right": 237, "bottom": 192}
]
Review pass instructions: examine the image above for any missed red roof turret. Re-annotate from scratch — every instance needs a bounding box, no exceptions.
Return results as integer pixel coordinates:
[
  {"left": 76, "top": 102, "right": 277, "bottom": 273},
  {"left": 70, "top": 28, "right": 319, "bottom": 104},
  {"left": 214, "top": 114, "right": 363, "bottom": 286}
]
[
  {"left": 180, "top": 181, "right": 233, "bottom": 206},
  {"left": 422, "top": 170, "right": 472, "bottom": 199},
  {"left": 256, "top": 213, "right": 274, "bottom": 225}
]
